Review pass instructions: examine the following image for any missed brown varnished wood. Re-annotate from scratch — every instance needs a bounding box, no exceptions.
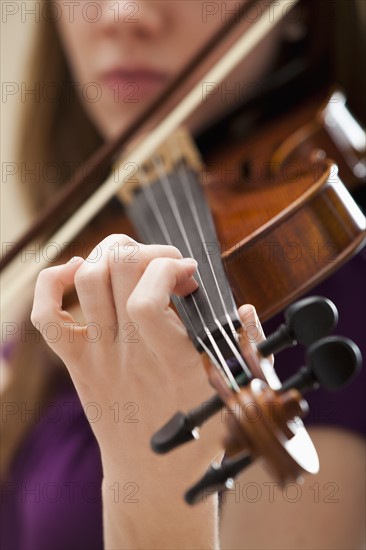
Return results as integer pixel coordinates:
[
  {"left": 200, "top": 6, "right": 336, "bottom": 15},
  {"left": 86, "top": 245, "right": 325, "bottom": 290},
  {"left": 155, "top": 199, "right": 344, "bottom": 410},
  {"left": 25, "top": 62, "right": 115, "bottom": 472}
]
[
  {"left": 203, "top": 89, "right": 365, "bottom": 192},
  {"left": 223, "top": 381, "right": 311, "bottom": 484},
  {"left": 203, "top": 333, "right": 318, "bottom": 485},
  {"left": 209, "top": 161, "right": 366, "bottom": 320}
]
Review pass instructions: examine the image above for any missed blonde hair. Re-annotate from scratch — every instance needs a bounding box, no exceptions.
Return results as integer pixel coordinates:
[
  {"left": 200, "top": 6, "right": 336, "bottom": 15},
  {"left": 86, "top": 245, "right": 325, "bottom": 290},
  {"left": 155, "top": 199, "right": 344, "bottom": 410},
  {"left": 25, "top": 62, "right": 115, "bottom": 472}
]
[
  {"left": 1, "top": 11, "right": 102, "bottom": 480},
  {"left": 19, "top": 14, "right": 102, "bottom": 211}
]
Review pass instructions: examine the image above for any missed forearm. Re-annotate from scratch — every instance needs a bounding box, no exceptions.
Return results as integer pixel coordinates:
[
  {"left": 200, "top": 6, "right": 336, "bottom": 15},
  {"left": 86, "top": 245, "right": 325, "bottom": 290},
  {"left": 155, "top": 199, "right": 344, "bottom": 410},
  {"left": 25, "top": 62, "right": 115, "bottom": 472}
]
[{"left": 101, "top": 450, "right": 220, "bottom": 550}]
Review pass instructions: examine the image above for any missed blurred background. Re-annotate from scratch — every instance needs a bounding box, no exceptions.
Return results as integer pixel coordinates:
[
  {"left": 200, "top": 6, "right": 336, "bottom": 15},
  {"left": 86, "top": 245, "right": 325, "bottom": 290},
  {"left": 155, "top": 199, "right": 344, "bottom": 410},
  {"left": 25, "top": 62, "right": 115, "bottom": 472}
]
[{"left": 1, "top": 5, "right": 36, "bottom": 243}]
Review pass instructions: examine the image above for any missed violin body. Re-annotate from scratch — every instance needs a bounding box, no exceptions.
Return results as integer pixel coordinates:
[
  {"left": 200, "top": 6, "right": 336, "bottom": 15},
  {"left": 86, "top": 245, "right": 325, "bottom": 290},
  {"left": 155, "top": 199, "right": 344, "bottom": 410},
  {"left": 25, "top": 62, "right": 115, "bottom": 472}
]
[
  {"left": 202, "top": 89, "right": 366, "bottom": 319},
  {"left": 208, "top": 160, "right": 365, "bottom": 320},
  {"left": 203, "top": 88, "right": 365, "bottom": 193}
]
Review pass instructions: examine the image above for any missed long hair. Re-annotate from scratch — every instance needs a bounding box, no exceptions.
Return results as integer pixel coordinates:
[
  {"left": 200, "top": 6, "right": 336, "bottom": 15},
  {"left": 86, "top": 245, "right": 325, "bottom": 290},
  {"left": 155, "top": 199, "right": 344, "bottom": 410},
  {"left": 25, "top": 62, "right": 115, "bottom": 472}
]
[
  {"left": 1, "top": 10, "right": 102, "bottom": 480},
  {"left": 18, "top": 14, "right": 103, "bottom": 211},
  {"left": 1, "top": 0, "right": 365, "bottom": 480}
]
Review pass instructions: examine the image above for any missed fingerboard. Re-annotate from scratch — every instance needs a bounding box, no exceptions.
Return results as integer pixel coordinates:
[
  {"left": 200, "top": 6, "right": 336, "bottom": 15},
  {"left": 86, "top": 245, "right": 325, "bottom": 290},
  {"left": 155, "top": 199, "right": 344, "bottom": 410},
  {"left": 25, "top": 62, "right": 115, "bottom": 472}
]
[{"left": 126, "top": 160, "right": 251, "bottom": 383}]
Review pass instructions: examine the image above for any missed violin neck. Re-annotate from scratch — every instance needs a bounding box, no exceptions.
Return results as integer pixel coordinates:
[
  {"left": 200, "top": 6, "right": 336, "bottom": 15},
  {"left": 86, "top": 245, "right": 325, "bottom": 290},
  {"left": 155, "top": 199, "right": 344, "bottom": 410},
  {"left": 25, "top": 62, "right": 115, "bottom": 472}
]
[{"left": 127, "top": 160, "right": 250, "bottom": 383}]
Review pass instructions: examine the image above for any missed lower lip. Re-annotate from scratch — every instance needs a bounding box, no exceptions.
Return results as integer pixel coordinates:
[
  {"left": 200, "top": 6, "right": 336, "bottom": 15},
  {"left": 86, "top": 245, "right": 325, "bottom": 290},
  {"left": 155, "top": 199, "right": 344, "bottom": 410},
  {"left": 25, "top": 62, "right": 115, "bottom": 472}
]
[{"left": 102, "top": 73, "right": 168, "bottom": 100}]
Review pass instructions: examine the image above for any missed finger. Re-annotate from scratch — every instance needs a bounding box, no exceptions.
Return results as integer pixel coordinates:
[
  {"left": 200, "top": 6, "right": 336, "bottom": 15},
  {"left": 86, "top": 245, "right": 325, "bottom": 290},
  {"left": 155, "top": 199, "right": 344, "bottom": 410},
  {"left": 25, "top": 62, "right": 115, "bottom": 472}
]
[
  {"left": 238, "top": 304, "right": 264, "bottom": 345},
  {"left": 126, "top": 257, "right": 199, "bottom": 363},
  {"left": 74, "top": 236, "right": 120, "bottom": 332},
  {"left": 108, "top": 241, "right": 183, "bottom": 326},
  {"left": 31, "top": 258, "right": 85, "bottom": 359},
  {"left": 238, "top": 304, "right": 274, "bottom": 371}
]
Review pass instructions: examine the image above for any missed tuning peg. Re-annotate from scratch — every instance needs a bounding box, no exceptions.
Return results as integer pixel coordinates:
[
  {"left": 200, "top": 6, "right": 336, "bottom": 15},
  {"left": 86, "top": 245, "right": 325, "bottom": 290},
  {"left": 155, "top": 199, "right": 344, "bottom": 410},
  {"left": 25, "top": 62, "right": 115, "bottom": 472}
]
[
  {"left": 185, "top": 454, "right": 252, "bottom": 505},
  {"left": 258, "top": 296, "right": 338, "bottom": 357},
  {"left": 281, "top": 336, "right": 362, "bottom": 393},
  {"left": 151, "top": 394, "right": 224, "bottom": 454}
]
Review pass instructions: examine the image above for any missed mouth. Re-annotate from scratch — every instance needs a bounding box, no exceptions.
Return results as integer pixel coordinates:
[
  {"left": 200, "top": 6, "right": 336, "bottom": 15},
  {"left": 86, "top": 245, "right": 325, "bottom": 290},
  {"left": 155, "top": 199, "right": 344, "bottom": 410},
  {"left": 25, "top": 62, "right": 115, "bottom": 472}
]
[{"left": 101, "top": 67, "right": 170, "bottom": 99}]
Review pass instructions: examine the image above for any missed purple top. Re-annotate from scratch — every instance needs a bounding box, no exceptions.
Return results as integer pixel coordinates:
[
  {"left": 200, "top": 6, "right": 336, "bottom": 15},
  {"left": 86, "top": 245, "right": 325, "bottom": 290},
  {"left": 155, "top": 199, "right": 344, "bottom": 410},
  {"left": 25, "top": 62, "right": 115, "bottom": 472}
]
[
  {"left": 1, "top": 250, "right": 365, "bottom": 550},
  {"left": 1, "top": 387, "right": 104, "bottom": 550},
  {"left": 263, "top": 248, "right": 366, "bottom": 436}
]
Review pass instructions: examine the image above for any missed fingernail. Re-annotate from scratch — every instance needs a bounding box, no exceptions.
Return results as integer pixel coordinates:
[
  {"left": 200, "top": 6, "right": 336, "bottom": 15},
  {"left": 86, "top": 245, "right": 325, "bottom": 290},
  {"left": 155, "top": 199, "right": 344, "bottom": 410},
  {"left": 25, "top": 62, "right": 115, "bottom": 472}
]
[
  {"left": 68, "top": 256, "right": 83, "bottom": 264},
  {"left": 181, "top": 258, "right": 198, "bottom": 267}
]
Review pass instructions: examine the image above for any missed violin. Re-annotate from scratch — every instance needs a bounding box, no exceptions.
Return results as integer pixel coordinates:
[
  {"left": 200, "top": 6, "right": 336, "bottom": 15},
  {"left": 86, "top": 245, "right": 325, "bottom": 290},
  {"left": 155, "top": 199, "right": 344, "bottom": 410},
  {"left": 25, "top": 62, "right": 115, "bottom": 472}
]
[
  {"left": 117, "top": 125, "right": 363, "bottom": 501},
  {"left": 1, "top": 0, "right": 365, "bottom": 502}
]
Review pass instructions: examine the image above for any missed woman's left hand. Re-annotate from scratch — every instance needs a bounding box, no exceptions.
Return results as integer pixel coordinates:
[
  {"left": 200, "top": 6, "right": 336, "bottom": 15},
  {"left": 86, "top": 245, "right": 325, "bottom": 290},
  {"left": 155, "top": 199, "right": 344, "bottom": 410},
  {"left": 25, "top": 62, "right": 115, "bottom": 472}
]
[{"left": 31, "top": 234, "right": 264, "bottom": 549}]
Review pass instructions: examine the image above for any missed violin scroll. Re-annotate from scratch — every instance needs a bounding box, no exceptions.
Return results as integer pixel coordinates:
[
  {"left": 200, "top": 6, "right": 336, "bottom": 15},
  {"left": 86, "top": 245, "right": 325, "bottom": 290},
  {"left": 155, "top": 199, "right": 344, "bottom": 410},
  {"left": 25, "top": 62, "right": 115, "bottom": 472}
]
[{"left": 151, "top": 298, "right": 362, "bottom": 504}]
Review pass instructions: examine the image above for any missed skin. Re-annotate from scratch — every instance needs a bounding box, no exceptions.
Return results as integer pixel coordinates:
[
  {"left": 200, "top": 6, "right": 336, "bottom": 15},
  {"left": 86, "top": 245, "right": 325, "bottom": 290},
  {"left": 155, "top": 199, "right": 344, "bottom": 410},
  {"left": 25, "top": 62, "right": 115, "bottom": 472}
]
[
  {"left": 32, "top": 1, "right": 365, "bottom": 549},
  {"left": 221, "top": 427, "right": 366, "bottom": 550},
  {"left": 31, "top": 237, "right": 260, "bottom": 549},
  {"left": 55, "top": 0, "right": 280, "bottom": 138}
]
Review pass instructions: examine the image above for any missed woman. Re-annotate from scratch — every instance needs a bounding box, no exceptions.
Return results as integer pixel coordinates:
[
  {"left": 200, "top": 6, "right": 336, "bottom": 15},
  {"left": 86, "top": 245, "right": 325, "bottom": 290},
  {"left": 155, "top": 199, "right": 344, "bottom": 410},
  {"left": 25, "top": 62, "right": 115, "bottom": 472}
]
[{"left": 1, "top": 1, "right": 365, "bottom": 549}]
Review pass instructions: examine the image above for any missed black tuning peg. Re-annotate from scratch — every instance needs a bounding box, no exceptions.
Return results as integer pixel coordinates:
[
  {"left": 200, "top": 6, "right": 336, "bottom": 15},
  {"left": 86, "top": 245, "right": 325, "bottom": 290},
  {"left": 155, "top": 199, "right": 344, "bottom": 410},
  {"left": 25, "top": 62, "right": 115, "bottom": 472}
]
[
  {"left": 185, "top": 454, "right": 252, "bottom": 505},
  {"left": 151, "top": 394, "right": 224, "bottom": 454},
  {"left": 281, "top": 336, "right": 362, "bottom": 393},
  {"left": 258, "top": 296, "right": 338, "bottom": 357}
]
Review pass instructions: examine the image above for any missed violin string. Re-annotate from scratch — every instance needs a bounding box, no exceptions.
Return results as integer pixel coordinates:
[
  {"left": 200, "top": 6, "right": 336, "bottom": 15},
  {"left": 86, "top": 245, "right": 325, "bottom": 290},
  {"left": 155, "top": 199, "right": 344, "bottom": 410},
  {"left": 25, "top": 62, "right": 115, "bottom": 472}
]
[
  {"left": 170, "top": 135, "right": 250, "bottom": 377},
  {"left": 171, "top": 135, "right": 239, "bottom": 339},
  {"left": 138, "top": 168, "right": 174, "bottom": 244},
  {"left": 174, "top": 161, "right": 250, "bottom": 377},
  {"left": 137, "top": 168, "right": 236, "bottom": 388},
  {"left": 138, "top": 166, "right": 240, "bottom": 391},
  {"left": 150, "top": 155, "right": 246, "bottom": 388},
  {"left": 176, "top": 300, "right": 239, "bottom": 389},
  {"left": 152, "top": 151, "right": 249, "bottom": 378}
]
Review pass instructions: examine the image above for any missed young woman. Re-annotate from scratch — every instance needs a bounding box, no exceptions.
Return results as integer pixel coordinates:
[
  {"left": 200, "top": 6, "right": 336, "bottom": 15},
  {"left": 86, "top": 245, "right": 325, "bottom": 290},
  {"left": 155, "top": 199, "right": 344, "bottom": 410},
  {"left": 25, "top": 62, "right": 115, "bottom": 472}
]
[{"left": 1, "top": 1, "right": 365, "bottom": 549}]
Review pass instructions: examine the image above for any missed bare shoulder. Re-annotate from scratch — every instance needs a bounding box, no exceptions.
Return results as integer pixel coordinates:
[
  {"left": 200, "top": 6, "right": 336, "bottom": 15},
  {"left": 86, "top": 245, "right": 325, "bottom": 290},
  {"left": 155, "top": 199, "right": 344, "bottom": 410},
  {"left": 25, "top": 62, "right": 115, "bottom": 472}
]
[{"left": 220, "top": 427, "right": 365, "bottom": 550}]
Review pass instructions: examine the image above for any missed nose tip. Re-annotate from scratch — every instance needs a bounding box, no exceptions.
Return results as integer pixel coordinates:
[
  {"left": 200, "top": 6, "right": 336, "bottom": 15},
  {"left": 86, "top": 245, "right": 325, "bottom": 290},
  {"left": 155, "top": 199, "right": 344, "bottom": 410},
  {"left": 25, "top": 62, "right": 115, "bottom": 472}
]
[{"left": 102, "top": 1, "right": 166, "bottom": 38}]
